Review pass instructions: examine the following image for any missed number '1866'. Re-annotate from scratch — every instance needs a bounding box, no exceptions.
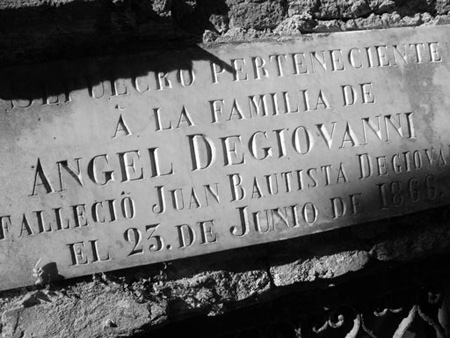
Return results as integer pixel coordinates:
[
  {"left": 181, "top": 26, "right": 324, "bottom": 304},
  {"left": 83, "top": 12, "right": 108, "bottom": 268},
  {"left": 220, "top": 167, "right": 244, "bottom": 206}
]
[{"left": 376, "top": 175, "right": 439, "bottom": 209}]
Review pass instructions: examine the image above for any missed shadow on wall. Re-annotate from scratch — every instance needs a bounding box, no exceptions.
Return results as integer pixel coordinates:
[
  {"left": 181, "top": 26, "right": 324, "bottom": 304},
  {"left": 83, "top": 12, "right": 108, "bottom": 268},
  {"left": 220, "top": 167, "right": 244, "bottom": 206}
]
[
  {"left": 0, "top": 0, "right": 230, "bottom": 66},
  {"left": 0, "top": 0, "right": 233, "bottom": 101},
  {"left": 0, "top": 45, "right": 233, "bottom": 103}
]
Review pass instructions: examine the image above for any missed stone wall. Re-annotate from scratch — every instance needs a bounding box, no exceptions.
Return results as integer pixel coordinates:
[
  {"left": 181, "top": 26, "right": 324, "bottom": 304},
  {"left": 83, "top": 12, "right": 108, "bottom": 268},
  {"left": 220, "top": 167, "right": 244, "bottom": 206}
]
[
  {"left": 2, "top": 0, "right": 450, "bottom": 66},
  {"left": 1, "top": 1, "right": 450, "bottom": 337}
]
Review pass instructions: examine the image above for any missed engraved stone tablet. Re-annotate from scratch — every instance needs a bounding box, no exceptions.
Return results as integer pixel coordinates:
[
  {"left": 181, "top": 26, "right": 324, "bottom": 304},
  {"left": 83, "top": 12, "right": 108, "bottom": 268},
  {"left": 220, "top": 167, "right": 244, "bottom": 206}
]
[{"left": 0, "top": 25, "right": 449, "bottom": 290}]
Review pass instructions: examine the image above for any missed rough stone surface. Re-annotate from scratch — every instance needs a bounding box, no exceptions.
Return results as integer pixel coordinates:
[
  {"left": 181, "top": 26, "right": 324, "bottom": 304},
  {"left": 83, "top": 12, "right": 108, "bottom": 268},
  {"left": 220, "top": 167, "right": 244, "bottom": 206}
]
[
  {"left": 1, "top": 0, "right": 450, "bottom": 337},
  {"left": 314, "top": 0, "right": 372, "bottom": 19},
  {"left": 270, "top": 251, "right": 371, "bottom": 286},
  {"left": 1, "top": 283, "right": 153, "bottom": 338},
  {"left": 274, "top": 14, "right": 316, "bottom": 34},
  {"left": 226, "top": 0, "right": 286, "bottom": 29},
  {"left": 437, "top": 0, "right": 450, "bottom": 14},
  {"left": 372, "top": 219, "right": 450, "bottom": 262}
]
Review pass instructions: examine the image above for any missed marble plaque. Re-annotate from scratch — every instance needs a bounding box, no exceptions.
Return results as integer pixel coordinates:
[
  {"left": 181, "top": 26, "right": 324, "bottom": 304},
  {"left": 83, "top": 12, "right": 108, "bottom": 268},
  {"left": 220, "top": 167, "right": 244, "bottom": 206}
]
[{"left": 0, "top": 25, "right": 449, "bottom": 290}]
